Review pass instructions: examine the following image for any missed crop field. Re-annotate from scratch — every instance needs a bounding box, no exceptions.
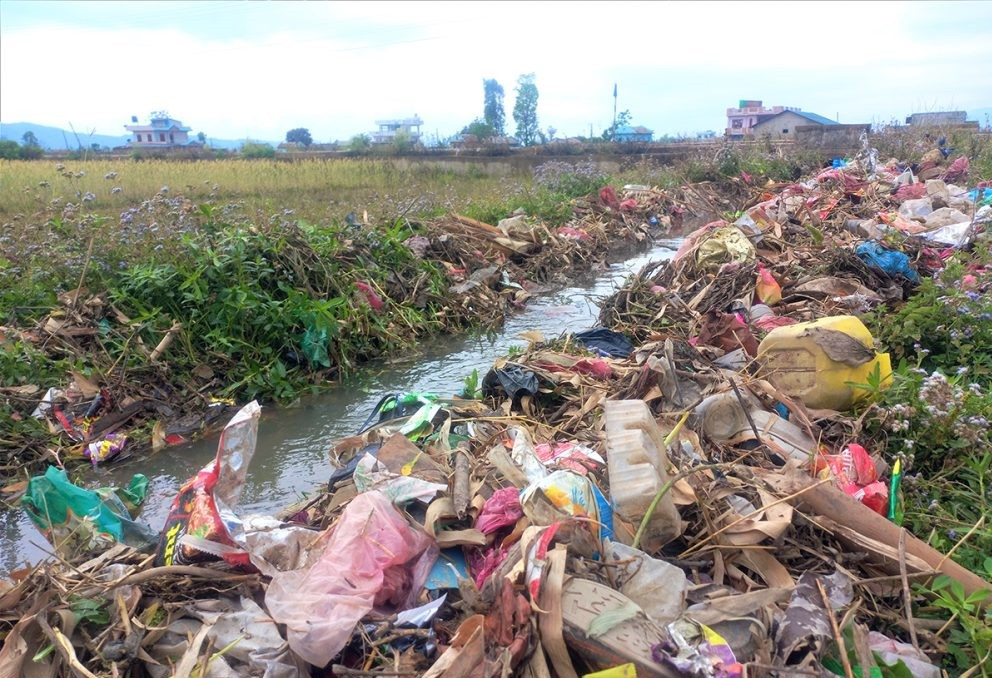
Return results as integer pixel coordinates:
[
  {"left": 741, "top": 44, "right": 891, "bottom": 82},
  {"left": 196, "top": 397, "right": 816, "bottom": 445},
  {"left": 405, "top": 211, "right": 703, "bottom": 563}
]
[{"left": 0, "top": 157, "right": 530, "bottom": 224}]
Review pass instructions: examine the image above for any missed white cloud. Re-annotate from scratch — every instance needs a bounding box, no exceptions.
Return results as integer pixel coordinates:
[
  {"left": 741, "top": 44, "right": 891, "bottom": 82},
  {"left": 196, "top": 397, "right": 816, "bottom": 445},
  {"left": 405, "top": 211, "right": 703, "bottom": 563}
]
[{"left": 1, "top": 1, "right": 990, "bottom": 141}]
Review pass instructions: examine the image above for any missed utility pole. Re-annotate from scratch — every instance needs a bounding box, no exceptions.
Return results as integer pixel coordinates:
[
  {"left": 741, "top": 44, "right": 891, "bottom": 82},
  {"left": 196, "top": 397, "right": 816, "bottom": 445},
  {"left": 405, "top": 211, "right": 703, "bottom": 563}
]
[{"left": 612, "top": 83, "right": 618, "bottom": 142}]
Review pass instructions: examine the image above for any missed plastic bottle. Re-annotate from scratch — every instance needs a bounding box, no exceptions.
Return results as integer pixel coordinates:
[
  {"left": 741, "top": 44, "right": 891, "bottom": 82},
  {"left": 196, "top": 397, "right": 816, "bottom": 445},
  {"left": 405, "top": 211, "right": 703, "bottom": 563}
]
[
  {"left": 603, "top": 400, "right": 681, "bottom": 550},
  {"left": 757, "top": 315, "right": 891, "bottom": 411}
]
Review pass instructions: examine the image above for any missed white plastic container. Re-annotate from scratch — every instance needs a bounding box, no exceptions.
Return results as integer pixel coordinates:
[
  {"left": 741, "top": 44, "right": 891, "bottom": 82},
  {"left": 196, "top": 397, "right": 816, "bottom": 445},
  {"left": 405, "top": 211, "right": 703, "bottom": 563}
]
[{"left": 603, "top": 400, "right": 682, "bottom": 550}]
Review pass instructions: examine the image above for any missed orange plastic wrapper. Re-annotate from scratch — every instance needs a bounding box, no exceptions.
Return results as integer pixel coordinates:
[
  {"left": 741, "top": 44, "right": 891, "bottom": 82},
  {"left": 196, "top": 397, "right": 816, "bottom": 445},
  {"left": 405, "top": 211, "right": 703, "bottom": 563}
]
[{"left": 756, "top": 263, "right": 782, "bottom": 305}]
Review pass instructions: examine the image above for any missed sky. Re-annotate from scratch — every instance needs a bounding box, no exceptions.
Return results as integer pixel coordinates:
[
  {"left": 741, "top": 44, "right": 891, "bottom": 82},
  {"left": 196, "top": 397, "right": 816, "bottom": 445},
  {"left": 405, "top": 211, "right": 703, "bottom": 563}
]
[{"left": 1, "top": 0, "right": 990, "bottom": 143}]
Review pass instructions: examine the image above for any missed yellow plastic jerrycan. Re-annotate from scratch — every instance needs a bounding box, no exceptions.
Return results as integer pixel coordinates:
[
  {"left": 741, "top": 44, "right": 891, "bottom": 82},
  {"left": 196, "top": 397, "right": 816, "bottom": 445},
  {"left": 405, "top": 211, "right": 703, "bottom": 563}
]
[{"left": 757, "top": 315, "right": 891, "bottom": 411}]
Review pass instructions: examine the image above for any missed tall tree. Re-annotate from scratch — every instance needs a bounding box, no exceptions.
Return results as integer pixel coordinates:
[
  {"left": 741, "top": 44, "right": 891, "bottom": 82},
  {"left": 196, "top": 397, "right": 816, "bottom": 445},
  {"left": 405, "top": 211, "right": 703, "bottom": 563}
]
[
  {"left": 21, "top": 131, "right": 40, "bottom": 147},
  {"left": 513, "top": 73, "right": 539, "bottom": 146},
  {"left": 602, "top": 110, "right": 632, "bottom": 141},
  {"left": 286, "top": 128, "right": 313, "bottom": 147},
  {"left": 483, "top": 79, "right": 505, "bottom": 136}
]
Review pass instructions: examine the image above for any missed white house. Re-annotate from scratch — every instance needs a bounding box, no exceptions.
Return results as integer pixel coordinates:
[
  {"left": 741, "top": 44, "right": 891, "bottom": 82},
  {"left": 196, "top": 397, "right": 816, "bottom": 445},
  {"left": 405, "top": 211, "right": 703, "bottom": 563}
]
[
  {"left": 125, "top": 112, "right": 192, "bottom": 146},
  {"left": 371, "top": 116, "right": 423, "bottom": 145}
]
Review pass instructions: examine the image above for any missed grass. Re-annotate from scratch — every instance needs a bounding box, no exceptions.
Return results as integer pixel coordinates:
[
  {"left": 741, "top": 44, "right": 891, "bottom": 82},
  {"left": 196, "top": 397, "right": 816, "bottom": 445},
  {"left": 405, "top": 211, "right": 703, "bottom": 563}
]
[{"left": 0, "top": 157, "right": 530, "bottom": 223}]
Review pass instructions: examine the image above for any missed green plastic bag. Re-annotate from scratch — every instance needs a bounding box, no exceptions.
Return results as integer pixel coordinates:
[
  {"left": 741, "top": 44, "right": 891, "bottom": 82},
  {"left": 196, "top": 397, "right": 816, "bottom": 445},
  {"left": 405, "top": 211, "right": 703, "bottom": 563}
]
[
  {"left": 21, "top": 466, "right": 158, "bottom": 554},
  {"left": 301, "top": 324, "right": 331, "bottom": 368}
]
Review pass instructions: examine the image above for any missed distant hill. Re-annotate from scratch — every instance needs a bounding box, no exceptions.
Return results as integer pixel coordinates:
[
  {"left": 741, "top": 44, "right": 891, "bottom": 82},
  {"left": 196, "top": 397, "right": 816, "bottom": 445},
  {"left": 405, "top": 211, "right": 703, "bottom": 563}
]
[
  {"left": 0, "top": 121, "right": 277, "bottom": 151},
  {"left": 0, "top": 121, "right": 128, "bottom": 150}
]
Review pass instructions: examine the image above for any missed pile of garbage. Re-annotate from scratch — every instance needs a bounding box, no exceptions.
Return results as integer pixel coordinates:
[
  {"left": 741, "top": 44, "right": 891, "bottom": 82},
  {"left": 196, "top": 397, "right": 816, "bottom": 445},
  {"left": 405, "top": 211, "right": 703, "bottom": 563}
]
[
  {"left": 3, "top": 147, "right": 991, "bottom": 678},
  {"left": 1, "top": 180, "right": 718, "bottom": 478}
]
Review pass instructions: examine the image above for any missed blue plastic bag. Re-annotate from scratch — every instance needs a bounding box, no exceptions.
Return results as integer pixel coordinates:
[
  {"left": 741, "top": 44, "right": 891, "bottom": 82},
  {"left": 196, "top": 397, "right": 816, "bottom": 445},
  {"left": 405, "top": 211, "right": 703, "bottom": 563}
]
[{"left": 856, "top": 242, "right": 919, "bottom": 283}]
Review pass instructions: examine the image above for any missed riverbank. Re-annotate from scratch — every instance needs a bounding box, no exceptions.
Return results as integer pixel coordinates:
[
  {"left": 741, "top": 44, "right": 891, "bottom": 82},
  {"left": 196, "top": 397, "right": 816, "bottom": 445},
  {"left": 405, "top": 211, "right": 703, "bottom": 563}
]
[{"left": 0, "top": 159, "right": 755, "bottom": 482}]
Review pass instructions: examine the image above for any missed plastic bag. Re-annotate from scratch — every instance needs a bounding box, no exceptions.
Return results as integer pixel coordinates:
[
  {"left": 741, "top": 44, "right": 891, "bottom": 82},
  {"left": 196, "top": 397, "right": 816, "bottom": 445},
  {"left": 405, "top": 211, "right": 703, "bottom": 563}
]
[
  {"left": 21, "top": 466, "right": 156, "bottom": 554},
  {"left": 696, "top": 226, "right": 756, "bottom": 270},
  {"left": 155, "top": 401, "right": 261, "bottom": 568},
  {"left": 476, "top": 487, "right": 523, "bottom": 534},
  {"left": 265, "top": 490, "right": 436, "bottom": 668},
  {"left": 856, "top": 242, "right": 920, "bottom": 283}
]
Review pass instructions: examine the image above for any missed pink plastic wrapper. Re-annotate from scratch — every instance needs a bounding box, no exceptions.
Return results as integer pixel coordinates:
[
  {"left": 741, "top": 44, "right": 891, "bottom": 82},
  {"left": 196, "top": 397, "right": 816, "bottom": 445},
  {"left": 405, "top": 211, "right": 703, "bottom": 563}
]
[
  {"left": 814, "top": 444, "right": 888, "bottom": 515},
  {"left": 572, "top": 358, "right": 613, "bottom": 379},
  {"left": 557, "top": 226, "right": 590, "bottom": 240},
  {"left": 598, "top": 185, "right": 620, "bottom": 210},
  {"left": 895, "top": 183, "right": 928, "bottom": 201},
  {"left": 265, "top": 490, "right": 436, "bottom": 667},
  {"left": 751, "top": 314, "right": 799, "bottom": 331},
  {"left": 942, "top": 155, "right": 969, "bottom": 182},
  {"left": 354, "top": 281, "right": 384, "bottom": 311},
  {"left": 476, "top": 487, "right": 523, "bottom": 534}
]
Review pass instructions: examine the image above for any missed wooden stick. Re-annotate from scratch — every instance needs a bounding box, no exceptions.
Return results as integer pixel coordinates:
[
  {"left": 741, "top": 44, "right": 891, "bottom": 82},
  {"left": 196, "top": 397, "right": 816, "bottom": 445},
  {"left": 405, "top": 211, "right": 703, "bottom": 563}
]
[
  {"left": 150, "top": 321, "right": 182, "bottom": 362},
  {"left": 817, "top": 578, "right": 854, "bottom": 678},
  {"left": 898, "top": 528, "right": 921, "bottom": 652}
]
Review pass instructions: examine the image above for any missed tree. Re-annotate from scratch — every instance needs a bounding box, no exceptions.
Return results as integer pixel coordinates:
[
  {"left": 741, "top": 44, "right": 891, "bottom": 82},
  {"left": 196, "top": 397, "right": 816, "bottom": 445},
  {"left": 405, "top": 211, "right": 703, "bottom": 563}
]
[
  {"left": 197, "top": 132, "right": 207, "bottom": 143},
  {"left": 22, "top": 131, "right": 40, "bottom": 148},
  {"left": 241, "top": 141, "right": 276, "bottom": 158},
  {"left": 348, "top": 134, "right": 372, "bottom": 152},
  {"left": 513, "top": 73, "right": 540, "bottom": 146},
  {"left": 391, "top": 129, "right": 415, "bottom": 153},
  {"left": 602, "top": 109, "right": 632, "bottom": 140},
  {"left": 461, "top": 119, "right": 495, "bottom": 139},
  {"left": 286, "top": 127, "right": 313, "bottom": 147},
  {"left": 0, "top": 140, "right": 21, "bottom": 159},
  {"left": 483, "top": 79, "right": 505, "bottom": 136}
]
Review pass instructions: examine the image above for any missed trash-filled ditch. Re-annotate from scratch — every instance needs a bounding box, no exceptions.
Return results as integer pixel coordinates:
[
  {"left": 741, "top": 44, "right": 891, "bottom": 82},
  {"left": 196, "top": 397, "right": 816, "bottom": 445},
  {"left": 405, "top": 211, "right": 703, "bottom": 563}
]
[{"left": 3, "top": 140, "right": 992, "bottom": 677}]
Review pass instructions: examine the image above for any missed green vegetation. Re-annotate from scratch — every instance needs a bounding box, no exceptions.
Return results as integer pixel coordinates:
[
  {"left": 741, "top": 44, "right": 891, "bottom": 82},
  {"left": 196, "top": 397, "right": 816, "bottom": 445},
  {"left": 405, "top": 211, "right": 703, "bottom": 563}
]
[
  {"left": 513, "top": 73, "right": 540, "bottom": 146},
  {"left": 241, "top": 141, "right": 276, "bottom": 158},
  {"left": 862, "top": 248, "right": 992, "bottom": 674}
]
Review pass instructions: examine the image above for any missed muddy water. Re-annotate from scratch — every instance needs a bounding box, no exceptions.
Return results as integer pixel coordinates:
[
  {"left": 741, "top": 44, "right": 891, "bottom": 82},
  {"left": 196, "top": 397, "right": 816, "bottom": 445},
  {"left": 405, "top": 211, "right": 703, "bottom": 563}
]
[{"left": 1, "top": 238, "right": 682, "bottom": 575}]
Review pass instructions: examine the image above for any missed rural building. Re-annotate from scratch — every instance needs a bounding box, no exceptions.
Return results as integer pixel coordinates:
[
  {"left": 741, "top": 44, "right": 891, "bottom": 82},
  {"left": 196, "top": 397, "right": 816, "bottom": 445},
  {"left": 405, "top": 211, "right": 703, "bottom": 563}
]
[
  {"left": 751, "top": 110, "right": 839, "bottom": 139},
  {"left": 125, "top": 112, "right": 192, "bottom": 146},
  {"left": 726, "top": 100, "right": 800, "bottom": 138},
  {"left": 905, "top": 111, "right": 969, "bottom": 126},
  {"left": 372, "top": 116, "right": 423, "bottom": 145},
  {"left": 615, "top": 125, "right": 653, "bottom": 143}
]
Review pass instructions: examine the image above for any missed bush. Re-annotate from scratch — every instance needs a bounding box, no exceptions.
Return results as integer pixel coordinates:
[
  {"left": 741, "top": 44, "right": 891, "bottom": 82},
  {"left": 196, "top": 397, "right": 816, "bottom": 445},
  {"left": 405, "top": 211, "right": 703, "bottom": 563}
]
[
  {"left": 241, "top": 142, "right": 276, "bottom": 159},
  {"left": 0, "top": 140, "right": 42, "bottom": 159}
]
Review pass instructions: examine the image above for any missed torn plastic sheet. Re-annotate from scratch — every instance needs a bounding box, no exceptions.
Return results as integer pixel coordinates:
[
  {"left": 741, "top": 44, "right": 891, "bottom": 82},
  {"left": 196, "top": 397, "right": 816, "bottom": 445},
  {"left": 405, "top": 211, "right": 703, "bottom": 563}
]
[
  {"left": 395, "top": 593, "right": 448, "bottom": 627},
  {"left": 354, "top": 452, "right": 447, "bottom": 505},
  {"left": 146, "top": 596, "right": 307, "bottom": 678},
  {"left": 572, "top": 327, "right": 635, "bottom": 358},
  {"left": 265, "top": 490, "right": 437, "bottom": 668},
  {"left": 21, "top": 466, "right": 157, "bottom": 554},
  {"left": 534, "top": 441, "right": 604, "bottom": 475},
  {"left": 482, "top": 365, "right": 539, "bottom": 403}
]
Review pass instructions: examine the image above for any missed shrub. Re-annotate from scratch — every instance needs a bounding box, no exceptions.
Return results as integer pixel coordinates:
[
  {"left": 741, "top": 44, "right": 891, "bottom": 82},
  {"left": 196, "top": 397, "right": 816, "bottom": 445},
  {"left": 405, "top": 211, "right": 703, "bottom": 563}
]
[{"left": 241, "top": 142, "right": 276, "bottom": 159}]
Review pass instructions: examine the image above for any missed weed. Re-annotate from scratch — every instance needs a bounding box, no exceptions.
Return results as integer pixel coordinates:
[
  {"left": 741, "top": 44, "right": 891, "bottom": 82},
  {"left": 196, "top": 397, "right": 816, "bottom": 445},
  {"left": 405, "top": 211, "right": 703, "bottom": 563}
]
[
  {"left": 914, "top": 575, "right": 992, "bottom": 675},
  {"left": 460, "top": 368, "right": 482, "bottom": 399}
]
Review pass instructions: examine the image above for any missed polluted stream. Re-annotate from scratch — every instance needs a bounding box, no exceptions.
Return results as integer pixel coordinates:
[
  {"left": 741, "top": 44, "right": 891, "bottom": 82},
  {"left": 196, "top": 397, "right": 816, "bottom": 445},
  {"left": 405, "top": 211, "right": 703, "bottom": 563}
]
[{"left": 1, "top": 237, "right": 683, "bottom": 575}]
